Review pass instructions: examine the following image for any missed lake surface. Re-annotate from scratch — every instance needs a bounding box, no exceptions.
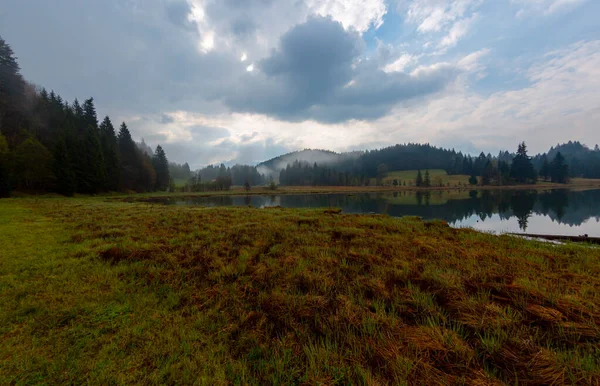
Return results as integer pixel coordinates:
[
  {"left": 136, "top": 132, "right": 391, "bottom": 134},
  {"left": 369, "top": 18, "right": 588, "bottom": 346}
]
[{"left": 159, "top": 189, "right": 600, "bottom": 236}]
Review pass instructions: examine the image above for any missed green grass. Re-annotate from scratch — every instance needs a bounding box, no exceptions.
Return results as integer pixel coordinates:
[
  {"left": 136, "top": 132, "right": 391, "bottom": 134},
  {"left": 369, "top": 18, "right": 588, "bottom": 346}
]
[
  {"left": 383, "top": 169, "right": 471, "bottom": 187},
  {"left": 1, "top": 197, "right": 599, "bottom": 384}
]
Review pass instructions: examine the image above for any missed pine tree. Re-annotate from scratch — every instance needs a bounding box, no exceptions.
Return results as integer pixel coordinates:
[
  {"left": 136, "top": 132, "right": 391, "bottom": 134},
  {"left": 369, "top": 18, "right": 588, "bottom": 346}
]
[
  {"left": 481, "top": 160, "right": 494, "bottom": 186},
  {"left": 53, "top": 135, "right": 76, "bottom": 196},
  {"left": 82, "top": 124, "right": 106, "bottom": 193},
  {"left": 416, "top": 170, "right": 423, "bottom": 187},
  {"left": 510, "top": 142, "right": 537, "bottom": 184},
  {"left": 82, "top": 97, "right": 98, "bottom": 129},
  {"left": 117, "top": 122, "right": 138, "bottom": 191},
  {"left": 550, "top": 152, "right": 569, "bottom": 184},
  {"left": 99, "top": 116, "right": 120, "bottom": 191},
  {"left": 152, "top": 145, "right": 170, "bottom": 191},
  {"left": 539, "top": 155, "right": 550, "bottom": 181},
  {"left": 423, "top": 170, "right": 431, "bottom": 187}
]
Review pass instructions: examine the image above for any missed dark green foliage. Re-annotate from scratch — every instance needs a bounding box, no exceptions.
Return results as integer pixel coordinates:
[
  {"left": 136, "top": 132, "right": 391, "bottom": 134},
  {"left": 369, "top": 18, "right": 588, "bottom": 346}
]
[
  {"left": 117, "top": 123, "right": 139, "bottom": 191},
  {"left": 0, "top": 35, "right": 187, "bottom": 196},
  {"left": 99, "top": 117, "right": 120, "bottom": 191},
  {"left": 0, "top": 133, "right": 11, "bottom": 197},
  {"left": 416, "top": 170, "right": 423, "bottom": 187},
  {"left": 539, "top": 155, "right": 550, "bottom": 181},
  {"left": 152, "top": 145, "right": 170, "bottom": 191},
  {"left": 481, "top": 160, "right": 494, "bottom": 186},
  {"left": 550, "top": 152, "right": 569, "bottom": 184},
  {"left": 169, "top": 162, "right": 191, "bottom": 181},
  {"left": 423, "top": 170, "right": 431, "bottom": 187},
  {"left": 469, "top": 175, "right": 478, "bottom": 185},
  {"left": 11, "top": 137, "right": 55, "bottom": 190},
  {"left": 53, "top": 135, "right": 76, "bottom": 196},
  {"left": 82, "top": 98, "right": 98, "bottom": 129},
  {"left": 279, "top": 161, "right": 365, "bottom": 186},
  {"left": 80, "top": 125, "right": 106, "bottom": 193},
  {"left": 510, "top": 142, "right": 537, "bottom": 184}
]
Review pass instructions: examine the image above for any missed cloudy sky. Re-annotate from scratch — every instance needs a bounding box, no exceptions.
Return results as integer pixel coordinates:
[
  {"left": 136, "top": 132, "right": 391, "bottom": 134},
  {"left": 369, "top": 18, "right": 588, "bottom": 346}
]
[{"left": 2, "top": 0, "right": 599, "bottom": 167}]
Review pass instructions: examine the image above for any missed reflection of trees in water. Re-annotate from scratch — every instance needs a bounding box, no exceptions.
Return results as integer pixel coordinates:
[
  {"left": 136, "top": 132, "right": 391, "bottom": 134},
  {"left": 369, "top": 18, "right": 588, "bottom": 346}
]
[
  {"left": 173, "top": 189, "right": 600, "bottom": 231},
  {"left": 379, "top": 189, "right": 600, "bottom": 231},
  {"left": 509, "top": 191, "right": 537, "bottom": 231}
]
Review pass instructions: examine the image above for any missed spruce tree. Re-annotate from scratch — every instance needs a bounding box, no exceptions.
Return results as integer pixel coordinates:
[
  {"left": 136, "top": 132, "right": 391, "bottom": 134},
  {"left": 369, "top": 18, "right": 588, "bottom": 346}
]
[
  {"left": 540, "top": 155, "right": 550, "bottom": 181},
  {"left": 82, "top": 125, "right": 106, "bottom": 193},
  {"left": 53, "top": 135, "right": 76, "bottom": 196},
  {"left": 423, "top": 170, "right": 431, "bottom": 188},
  {"left": 99, "top": 116, "right": 120, "bottom": 191},
  {"left": 550, "top": 152, "right": 569, "bottom": 184},
  {"left": 82, "top": 98, "right": 98, "bottom": 129},
  {"left": 510, "top": 142, "right": 537, "bottom": 184},
  {"left": 416, "top": 170, "right": 423, "bottom": 187},
  {"left": 117, "top": 122, "right": 138, "bottom": 191},
  {"left": 152, "top": 145, "right": 170, "bottom": 191}
]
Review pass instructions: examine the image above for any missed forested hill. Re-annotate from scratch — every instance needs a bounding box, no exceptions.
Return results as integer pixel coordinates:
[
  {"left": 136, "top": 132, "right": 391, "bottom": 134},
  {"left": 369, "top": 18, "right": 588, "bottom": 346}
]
[
  {"left": 0, "top": 35, "right": 178, "bottom": 197},
  {"left": 257, "top": 149, "right": 362, "bottom": 178},
  {"left": 534, "top": 141, "right": 600, "bottom": 178}
]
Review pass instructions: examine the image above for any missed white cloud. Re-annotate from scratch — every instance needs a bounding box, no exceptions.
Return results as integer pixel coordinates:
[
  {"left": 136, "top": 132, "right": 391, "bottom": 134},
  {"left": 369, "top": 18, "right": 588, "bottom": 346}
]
[
  {"left": 306, "top": 0, "right": 387, "bottom": 33},
  {"left": 458, "top": 48, "right": 490, "bottom": 72},
  {"left": 374, "top": 40, "right": 600, "bottom": 154},
  {"left": 439, "top": 12, "right": 478, "bottom": 48},
  {"left": 512, "top": 0, "right": 588, "bottom": 17},
  {"left": 383, "top": 54, "right": 417, "bottom": 72},
  {"left": 403, "top": 0, "right": 481, "bottom": 33},
  {"left": 401, "top": 0, "right": 482, "bottom": 50}
]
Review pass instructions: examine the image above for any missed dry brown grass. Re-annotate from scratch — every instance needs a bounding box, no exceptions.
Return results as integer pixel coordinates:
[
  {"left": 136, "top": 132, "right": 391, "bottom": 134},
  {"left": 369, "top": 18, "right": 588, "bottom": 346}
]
[{"left": 1, "top": 198, "right": 599, "bottom": 384}]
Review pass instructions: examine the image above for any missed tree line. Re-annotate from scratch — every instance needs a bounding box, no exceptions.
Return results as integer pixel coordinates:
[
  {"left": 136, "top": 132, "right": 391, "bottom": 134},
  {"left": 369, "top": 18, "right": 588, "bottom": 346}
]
[{"left": 0, "top": 35, "right": 173, "bottom": 197}]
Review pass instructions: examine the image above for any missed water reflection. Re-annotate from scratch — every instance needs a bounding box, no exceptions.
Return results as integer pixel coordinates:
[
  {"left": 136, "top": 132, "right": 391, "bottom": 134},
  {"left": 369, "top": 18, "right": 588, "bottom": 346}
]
[{"left": 162, "top": 189, "right": 600, "bottom": 236}]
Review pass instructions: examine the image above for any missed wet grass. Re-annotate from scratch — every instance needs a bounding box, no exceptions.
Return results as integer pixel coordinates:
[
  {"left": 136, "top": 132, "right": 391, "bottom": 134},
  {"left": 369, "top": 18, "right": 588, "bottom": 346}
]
[{"left": 1, "top": 198, "right": 599, "bottom": 385}]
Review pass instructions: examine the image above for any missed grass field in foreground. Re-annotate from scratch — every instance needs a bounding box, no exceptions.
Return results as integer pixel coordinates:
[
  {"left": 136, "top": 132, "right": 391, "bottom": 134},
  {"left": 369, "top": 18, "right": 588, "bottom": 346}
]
[{"left": 1, "top": 198, "right": 599, "bottom": 385}]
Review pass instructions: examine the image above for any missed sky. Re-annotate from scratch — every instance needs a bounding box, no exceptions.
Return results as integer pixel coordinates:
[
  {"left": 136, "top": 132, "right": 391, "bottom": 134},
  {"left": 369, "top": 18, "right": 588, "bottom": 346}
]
[{"left": 2, "top": 0, "right": 600, "bottom": 168}]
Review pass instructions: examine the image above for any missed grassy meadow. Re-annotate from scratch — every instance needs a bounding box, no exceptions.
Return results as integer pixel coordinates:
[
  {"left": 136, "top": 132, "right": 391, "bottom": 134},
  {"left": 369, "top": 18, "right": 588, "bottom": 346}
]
[
  {"left": 1, "top": 197, "right": 600, "bottom": 385},
  {"left": 382, "top": 169, "right": 471, "bottom": 187}
]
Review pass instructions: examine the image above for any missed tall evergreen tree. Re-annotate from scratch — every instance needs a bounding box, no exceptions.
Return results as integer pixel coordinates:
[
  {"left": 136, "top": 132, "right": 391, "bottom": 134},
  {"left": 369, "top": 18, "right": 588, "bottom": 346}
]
[
  {"left": 0, "top": 35, "right": 25, "bottom": 141},
  {"left": 53, "top": 135, "right": 76, "bottom": 196},
  {"left": 481, "top": 160, "right": 493, "bottom": 186},
  {"left": 550, "top": 152, "right": 569, "bottom": 184},
  {"left": 117, "top": 122, "right": 138, "bottom": 191},
  {"left": 99, "top": 116, "right": 120, "bottom": 191},
  {"left": 539, "top": 155, "right": 550, "bottom": 181},
  {"left": 510, "top": 142, "right": 537, "bottom": 184},
  {"left": 152, "top": 145, "right": 170, "bottom": 191},
  {"left": 423, "top": 170, "right": 431, "bottom": 188},
  {"left": 416, "top": 170, "right": 423, "bottom": 187},
  {"left": 82, "top": 97, "right": 98, "bottom": 129},
  {"left": 82, "top": 125, "right": 106, "bottom": 193}
]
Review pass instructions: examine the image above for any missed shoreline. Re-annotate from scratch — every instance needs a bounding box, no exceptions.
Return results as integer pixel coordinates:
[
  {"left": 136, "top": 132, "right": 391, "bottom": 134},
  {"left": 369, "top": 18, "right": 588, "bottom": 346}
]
[{"left": 105, "top": 179, "right": 600, "bottom": 201}]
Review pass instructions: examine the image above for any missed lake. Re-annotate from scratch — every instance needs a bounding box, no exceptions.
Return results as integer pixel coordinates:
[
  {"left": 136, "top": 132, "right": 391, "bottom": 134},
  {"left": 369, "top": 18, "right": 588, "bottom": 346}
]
[{"left": 158, "top": 189, "right": 600, "bottom": 236}]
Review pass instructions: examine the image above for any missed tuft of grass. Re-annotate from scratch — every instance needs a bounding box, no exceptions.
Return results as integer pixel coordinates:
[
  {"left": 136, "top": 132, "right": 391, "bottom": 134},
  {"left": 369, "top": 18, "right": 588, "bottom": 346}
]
[{"left": 1, "top": 197, "right": 599, "bottom": 384}]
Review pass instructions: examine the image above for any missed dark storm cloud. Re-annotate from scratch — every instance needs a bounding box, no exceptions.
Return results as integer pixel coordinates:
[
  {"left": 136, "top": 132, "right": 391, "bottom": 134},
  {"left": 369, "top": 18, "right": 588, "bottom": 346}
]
[{"left": 223, "top": 16, "right": 459, "bottom": 123}]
